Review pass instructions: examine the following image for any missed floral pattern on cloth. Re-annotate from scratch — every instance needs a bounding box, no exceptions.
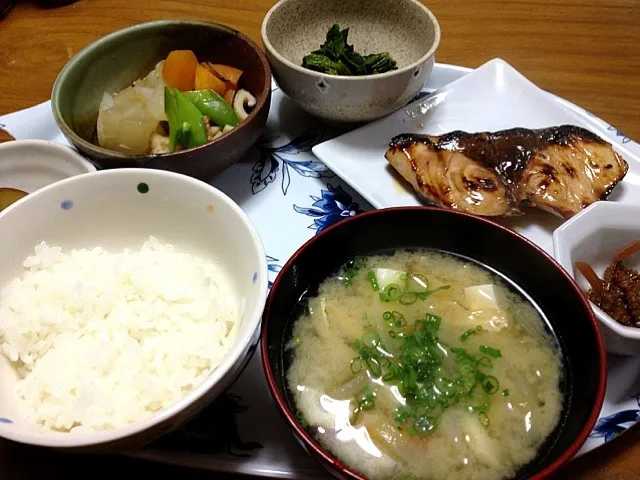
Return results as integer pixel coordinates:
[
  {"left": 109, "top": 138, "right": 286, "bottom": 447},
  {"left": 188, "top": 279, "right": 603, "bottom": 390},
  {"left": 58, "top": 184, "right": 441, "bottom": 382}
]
[
  {"left": 293, "top": 183, "right": 363, "bottom": 234},
  {"left": 590, "top": 393, "right": 640, "bottom": 442},
  {"left": 250, "top": 128, "right": 335, "bottom": 196}
]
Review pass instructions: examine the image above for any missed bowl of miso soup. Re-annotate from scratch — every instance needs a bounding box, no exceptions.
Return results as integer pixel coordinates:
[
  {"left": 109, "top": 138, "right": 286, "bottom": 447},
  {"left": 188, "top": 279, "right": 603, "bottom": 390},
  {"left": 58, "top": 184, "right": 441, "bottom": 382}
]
[{"left": 262, "top": 207, "right": 606, "bottom": 480}]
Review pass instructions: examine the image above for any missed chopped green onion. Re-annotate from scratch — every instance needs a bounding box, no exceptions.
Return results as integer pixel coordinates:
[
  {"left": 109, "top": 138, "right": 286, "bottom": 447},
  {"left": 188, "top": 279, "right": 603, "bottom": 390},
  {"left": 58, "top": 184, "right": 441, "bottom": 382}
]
[
  {"left": 416, "top": 284, "right": 451, "bottom": 300},
  {"left": 458, "top": 362, "right": 475, "bottom": 377},
  {"left": 348, "top": 308, "right": 503, "bottom": 438},
  {"left": 450, "top": 346, "right": 474, "bottom": 363},
  {"left": 457, "top": 375, "right": 476, "bottom": 394},
  {"left": 378, "top": 281, "right": 450, "bottom": 304},
  {"left": 356, "top": 387, "right": 376, "bottom": 411},
  {"left": 297, "top": 410, "right": 309, "bottom": 428},
  {"left": 384, "top": 283, "right": 402, "bottom": 301},
  {"left": 361, "top": 331, "right": 380, "bottom": 348},
  {"left": 479, "top": 345, "right": 502, "bottom": 358},
  {"left": 294, "top": 335, "right": 302, "bottom": 345},
  {"left": 502, "top": 389, "right": 510, "bottom": 397},
  {"left": 368, "top": 271, "right": 380, "bottom": 291},
  {"left": 393, "top": 407, "right": 411, "bottom": 423},
  {"left": 353, "top": 256, "right": 366, "bottom": 269},
  {"left": 424, "top": 313, "right": 441, "bottom": 330},
  {"left": 477, "top": 356, "right": 492, "bottom": 368},
  {"left": 481, "top": 376, "right": 499, "bottom": 394},
  {"left": 399, "top": 291, "right": 418, "bottom": 305},
  {"left": 469, "top": 400, "right": 491, "bottom": 414},
  {"left": 383, "top": 311, "right": 406, "bottom": 327},
  {"left": 366, "top": 357, "right": 382, "bottom": 377},
  {"left": 460, "top": 328, "right": 477, "bottom": 341},
  {"left": 340, "top": 256, "right": 367, "bottom": 286}
]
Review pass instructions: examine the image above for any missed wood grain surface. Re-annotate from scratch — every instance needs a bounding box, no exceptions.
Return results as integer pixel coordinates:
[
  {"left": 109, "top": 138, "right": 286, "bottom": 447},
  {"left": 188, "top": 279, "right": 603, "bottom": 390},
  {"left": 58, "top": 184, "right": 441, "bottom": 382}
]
[{"left": 1, "top": 0, "right": 640, "bottom": 478}]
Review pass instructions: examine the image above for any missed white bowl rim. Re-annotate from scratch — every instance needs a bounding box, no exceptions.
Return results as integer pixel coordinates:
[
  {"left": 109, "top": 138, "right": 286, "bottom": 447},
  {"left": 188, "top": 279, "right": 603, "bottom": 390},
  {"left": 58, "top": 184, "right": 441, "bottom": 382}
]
[
  {"left": 0, "top": 139, "right": 97, "bottom": 175},
  {"left": 261, "top": 0, "right": 442, "bottom": 81},
  {"left": 0, "top": 168, "right": 269, "bottom": 447},
  {"left": 552, "top": 201, "right": 640, "bottom": 340}
]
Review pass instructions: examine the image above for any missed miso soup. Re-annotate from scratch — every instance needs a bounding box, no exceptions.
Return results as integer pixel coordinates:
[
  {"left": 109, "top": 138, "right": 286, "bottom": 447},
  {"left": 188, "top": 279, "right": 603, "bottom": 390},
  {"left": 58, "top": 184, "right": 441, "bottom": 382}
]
[{"left": 287, "top": 250, "right": 563, "bottom": 480}]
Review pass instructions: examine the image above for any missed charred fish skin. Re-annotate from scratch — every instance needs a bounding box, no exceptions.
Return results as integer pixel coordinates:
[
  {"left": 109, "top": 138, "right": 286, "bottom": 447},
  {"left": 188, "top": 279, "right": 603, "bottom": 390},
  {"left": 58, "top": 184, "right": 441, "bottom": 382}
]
[
  {"left": 386, "top": 125, "right": 628, "bottom": 218},
  {"left": 386, "top": 137, "right": 517, "bottom": 216},
  {"left": 518, "top": 140, "right": 628, "bottom": 218},
  {"left": 389, "top": 125, "right": 618, "bottom": 184}
]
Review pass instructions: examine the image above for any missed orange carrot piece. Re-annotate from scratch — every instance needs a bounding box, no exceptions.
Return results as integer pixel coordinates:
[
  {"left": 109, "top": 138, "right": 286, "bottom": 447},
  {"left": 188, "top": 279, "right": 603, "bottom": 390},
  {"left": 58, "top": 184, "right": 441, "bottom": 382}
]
[
  {"left": 612, "top": 240, "right": 640, "bottom": 264},
  {"left": 208, "top": 63, "right": 243, "bottom": 86},
  {"left": 223, "top": 88, "right": 236, "bottom": 106},
  {"left": 204, "top": 63, "right": 226, "bottom": 81},
  {"left": 162, "top": 50, "right": 198, "bottom": 91},
  {"left": 575, "top": 261, "right": 603, "bottom": 295},
  {"left": 194, "top": 64, "right": 227, "bottom": 95}
]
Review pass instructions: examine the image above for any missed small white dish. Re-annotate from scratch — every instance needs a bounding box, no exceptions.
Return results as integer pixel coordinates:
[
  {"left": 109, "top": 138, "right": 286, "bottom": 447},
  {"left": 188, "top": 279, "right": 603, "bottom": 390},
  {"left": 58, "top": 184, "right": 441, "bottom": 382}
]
[
  {"left": 553, "top": 201, "right": 640, "bottom": 356},
  {"left": 312, "top": 58, "right": 640, "bottom": 255},
  {"left": 0, "top": 139, "right": 96, "bottom": 194},
  {"left": 0, "top": 168, "right": 268, "bottom": 451}
]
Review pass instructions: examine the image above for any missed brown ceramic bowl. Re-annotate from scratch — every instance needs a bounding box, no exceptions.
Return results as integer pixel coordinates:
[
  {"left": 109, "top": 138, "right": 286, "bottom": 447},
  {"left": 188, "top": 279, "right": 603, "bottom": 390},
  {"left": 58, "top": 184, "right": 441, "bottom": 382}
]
[{"left": 52, "top": 20, "right": 271, "bottom": 181}]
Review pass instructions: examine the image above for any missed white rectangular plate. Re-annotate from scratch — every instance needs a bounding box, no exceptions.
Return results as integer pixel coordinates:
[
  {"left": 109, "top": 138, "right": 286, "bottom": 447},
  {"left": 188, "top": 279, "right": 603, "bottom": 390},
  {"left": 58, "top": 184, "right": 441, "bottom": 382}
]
[{"left": 312, "top": 58, "right": 640, "bottom": 255}]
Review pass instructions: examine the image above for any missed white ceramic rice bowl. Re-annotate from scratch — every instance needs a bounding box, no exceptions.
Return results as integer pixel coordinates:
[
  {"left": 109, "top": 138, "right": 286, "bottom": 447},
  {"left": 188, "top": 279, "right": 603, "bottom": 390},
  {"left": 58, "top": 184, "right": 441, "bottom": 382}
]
[{"left": 0, "top": 168, "right": 268, "bottom": 451}]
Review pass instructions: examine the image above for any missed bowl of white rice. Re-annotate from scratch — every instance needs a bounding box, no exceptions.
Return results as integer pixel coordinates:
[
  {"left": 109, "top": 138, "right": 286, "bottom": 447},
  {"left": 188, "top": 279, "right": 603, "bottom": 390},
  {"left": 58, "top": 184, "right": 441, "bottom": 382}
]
[{"left": 0, "top": 168, "right": 268, "bottom": 451}]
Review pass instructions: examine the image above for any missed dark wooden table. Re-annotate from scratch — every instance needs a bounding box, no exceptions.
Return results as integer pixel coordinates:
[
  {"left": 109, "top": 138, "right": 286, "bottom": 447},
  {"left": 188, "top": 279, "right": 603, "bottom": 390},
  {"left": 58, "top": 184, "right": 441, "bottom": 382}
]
[{"left": 1, "top": 0, "right": 640, "bottom": 478}]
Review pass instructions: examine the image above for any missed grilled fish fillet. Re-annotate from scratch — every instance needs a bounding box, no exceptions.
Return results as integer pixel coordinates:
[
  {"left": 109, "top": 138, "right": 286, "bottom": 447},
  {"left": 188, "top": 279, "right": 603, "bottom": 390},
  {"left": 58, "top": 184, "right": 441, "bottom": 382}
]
[{"left": 385, "top": 125, "right": 628, "bottom": 218}]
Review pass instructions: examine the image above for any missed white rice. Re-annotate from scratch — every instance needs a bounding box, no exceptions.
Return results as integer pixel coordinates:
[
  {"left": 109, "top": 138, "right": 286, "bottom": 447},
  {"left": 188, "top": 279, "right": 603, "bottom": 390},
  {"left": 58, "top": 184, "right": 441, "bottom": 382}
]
[{"left": 0, "top": 237, "right": 240, "bottom": 432}]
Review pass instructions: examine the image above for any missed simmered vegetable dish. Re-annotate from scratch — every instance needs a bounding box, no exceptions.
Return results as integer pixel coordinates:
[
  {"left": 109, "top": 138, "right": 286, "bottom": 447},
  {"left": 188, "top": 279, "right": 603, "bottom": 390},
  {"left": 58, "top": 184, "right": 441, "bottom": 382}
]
[{"left": 97, "top": 50, "right": 256, "bottom": 154}]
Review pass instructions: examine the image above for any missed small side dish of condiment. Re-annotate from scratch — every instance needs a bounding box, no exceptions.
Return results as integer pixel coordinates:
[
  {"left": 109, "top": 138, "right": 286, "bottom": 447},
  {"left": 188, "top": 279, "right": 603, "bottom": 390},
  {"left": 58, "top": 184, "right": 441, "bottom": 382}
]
[
  {"left": 301, "top": 24, "right": 397, "bottom": 76},
  {"left": 97, "top": 50, "right": 256, "bottom": 154},
  {"left": 0, "top": 187, "right": 28, "bottom": 212},
  {"left": 576, "top": 241, "right": 640, "bottom": 328}
]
